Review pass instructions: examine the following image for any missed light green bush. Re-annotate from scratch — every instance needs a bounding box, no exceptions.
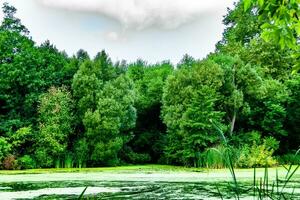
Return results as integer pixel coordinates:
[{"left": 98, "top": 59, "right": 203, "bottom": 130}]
[
  {"left": 236, "top": 137, "right": 278, "bottom": 168},
  {"left": 0, "top": 137, "right": 11, "bottom": 163}
]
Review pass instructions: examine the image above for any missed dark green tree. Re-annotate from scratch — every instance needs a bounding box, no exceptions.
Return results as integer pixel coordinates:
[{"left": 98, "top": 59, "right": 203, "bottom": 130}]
[
  {"left": 83, "top": 75, "right": 136, "bottom": 166},
  {"left": 0, "top": 2, "right": 29, "bottom": 35},
  {"left": 162, "top": 60, "right": 224, "bottom": 166}
]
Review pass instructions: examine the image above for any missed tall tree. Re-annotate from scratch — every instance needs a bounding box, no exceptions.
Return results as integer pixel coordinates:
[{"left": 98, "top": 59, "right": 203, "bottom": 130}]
[
  {"left": 0, "top": 4, "right": 68, "bottom": 133},
  {"left": 127, "top": 61, "right": 173, "bottom": 163},
  {"left": 83, "top": 75, "right": 136, "bottom": 166},
  {"left": 162, "top": 60, "right": 224, "bottom": 166},
  {"left": 0, "top": 2, "right": 29, "bottom": 35},
  {"left": 36, "top": 87, "right": 74, "bottom": 167}
]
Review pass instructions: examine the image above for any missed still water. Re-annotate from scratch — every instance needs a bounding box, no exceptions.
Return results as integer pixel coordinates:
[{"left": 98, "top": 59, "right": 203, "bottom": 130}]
[{"left": 0, "top": 169, "right": 299, "bottom": 199}]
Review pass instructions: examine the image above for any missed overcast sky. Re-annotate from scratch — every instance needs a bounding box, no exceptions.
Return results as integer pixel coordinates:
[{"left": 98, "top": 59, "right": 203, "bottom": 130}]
[{"left": 0, "top": 0, "right": 235, "bottom": 63}]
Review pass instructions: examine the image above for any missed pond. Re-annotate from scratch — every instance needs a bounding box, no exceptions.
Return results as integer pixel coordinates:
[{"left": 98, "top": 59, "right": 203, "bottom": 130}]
[{"left": 0, "top": 167, "right": 299, "bottom": 199}]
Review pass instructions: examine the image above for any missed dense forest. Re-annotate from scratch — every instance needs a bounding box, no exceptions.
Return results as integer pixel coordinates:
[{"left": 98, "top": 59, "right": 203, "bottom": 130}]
[{"left": 0, "top": 1, "right": 299, "bottom": 169}]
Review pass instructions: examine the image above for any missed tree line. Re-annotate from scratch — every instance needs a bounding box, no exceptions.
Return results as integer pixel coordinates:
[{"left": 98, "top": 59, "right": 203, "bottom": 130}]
[{"left": 0, "top": 1, "right": 299, "bottom": 169}]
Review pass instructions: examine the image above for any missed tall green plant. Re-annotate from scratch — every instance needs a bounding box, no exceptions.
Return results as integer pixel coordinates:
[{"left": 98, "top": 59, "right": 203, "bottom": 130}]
[{"left": 212, "top": 120, "right": 299, "bottom": 199}]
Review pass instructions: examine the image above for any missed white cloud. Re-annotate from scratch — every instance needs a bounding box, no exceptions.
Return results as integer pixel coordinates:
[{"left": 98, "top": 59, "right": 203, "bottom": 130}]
[
  {"left": 104, "top": 31, "right": 125, "bottom": 42},
  {"left": 106, "top": 31, "right": 119, "bottom": 41},
  {"left": 0, "top": 2, "right": 4, "bottom": 23},
  {"left": 35, "top": 0, "right": 233, "bottom": 30}
]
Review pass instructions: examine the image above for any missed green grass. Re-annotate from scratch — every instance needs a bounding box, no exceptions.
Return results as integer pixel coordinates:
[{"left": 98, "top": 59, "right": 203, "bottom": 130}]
[{"left": 0, "top": 164, "right": 200, "bottom": 175}]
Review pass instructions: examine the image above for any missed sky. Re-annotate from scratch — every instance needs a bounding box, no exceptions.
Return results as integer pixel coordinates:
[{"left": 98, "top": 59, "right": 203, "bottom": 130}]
[{"left": 0, "top": 0, "right": 236, "bottom": 63}]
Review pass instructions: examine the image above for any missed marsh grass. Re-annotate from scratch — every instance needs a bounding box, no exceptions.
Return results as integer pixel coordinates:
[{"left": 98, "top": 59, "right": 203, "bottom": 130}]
[{"left": 211, "top": 119, "right": 300, "bottom": 199}]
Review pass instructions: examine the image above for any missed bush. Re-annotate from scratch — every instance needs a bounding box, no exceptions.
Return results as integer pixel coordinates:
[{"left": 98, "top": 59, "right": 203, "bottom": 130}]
[
  {"left": 35, "top": 149, "right": 53, "bottom": 168},
  {"left": 19, "top": 155, "right": 36, "bottom": 169},
  {"left": 0, "top": 137, "right": 11, "bottom": 163},
  {"left": 236, "top": 138, "right": 278, "bottom": 168},
  {"left": 3, "top": 155, "right": 18, "bottom": 170},
  {"left": 127, "top": 152, "right": 151, "bottom": 164},
  {"left": 121, "top": 146, "right": 151, "bottom": 164}
]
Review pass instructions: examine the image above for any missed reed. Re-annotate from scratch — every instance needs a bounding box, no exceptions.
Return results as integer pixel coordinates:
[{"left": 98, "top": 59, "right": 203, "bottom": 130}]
[{"left": 211, "top": 119, "right": 300, "bottom": 199}]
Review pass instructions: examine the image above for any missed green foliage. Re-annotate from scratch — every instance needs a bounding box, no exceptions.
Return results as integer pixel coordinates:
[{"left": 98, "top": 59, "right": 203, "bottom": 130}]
[
  {"left": 127, "top": 61, "right": 172, "bottom": 163},
  {"left": 243, "top": 0, "right": 300, "bottom": 73},
  {"left": 0, "top": 2, "right": 29, "bottom": 34},
  {"left": 237, "top": 136, "right": 278, "bottom": 168},
  {"left": 177, "top": 54, "right": 196, "bottom": 69},
  {"left": 122, "top": 147, "right": 151, "bottom": 164},
  {"left": 162, "top": 60, "right": 224, "bottom": 166},
  {"left": 72, "top": 60, "right": 103, "bottom": 115},
  {"left": 83, "top": 75, "right": 136, "bottom": 166},
  {"left": 18, "top": 155, "right": 36, "bottom": 169},
  {"left": 0, "top": 2, "right": 299, "bottom": 170},
  {"left": 0, "top": 4, "right": 69, "bottom": 134},
  {"left": 217, "top": 1, "right": 261, "bottom": 50},
  {"left": 244, "top": 0, "right": 300, "bottom": 49},
  {"left": 74, "top": 138, "right": 88, "bottom": 168},
  {"left": 278, "top": 153, "right": 300, "bottom": 165},
  {"left": 34, "top": 149, "right": 53, "bottom": 168},
  {"left": 7, "top": 126, "right": 33, "bottom": 157},
  {"left": 200, "top": 145, "right": 228, "bottom": 169},
  {"left": 37, "top": 87, "right": 74, "bottom": 167},
  {"left": 0, "top": 137, "right": 11, "bottom": 162},
  {"left": 285, "top": 75, "right": 300, "bottom": 150}
]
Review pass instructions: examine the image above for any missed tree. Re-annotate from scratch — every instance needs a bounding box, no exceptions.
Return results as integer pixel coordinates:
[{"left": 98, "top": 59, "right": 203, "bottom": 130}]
[
  {"left": 72, "top": 60, "right": 103, "bottom": 116},
  {"left": 243, "top": 0, "right": 300, "bottom": 72},
  {"left": 36, "top": 87, "right": 74, "bottom": 167},
  {"left": 0, "top": 2, "right": 29, "bottom": 35},
  {"left": 0, "top": 4, "right": 69, "bottom": 134},
  {"left": 177, "top": 54, "right": 196, "bottom": 69},
  {"left": 285, "top": 75, "right": 300, "bottom": 151},
  {"left": 244, "top": 0, "right": 300, "bottom": 49},
  {"left": 127, "top": 61, "right": 173, "bottom": 162},
  {"left": 76, "top": 49, "right": 90, "bottom": 61},
  {"left": 217, "top": 1, "right": 296, "bottom": 78},
  {"left": 72, "top": 50, "right": 116, "bottom": 117},
  {"left": 162, "top": 60, "right": 224, "bottom": 166},
  {"left": 216, "top": 1, "right": 262, "bottom": 51},
  {"left": 73, "top": 138, "right": 88, "bottom": 168},
  {"left": 83, "top": 75, "right": 136, "bottom": 166},
  {"left": 209, "top": 53, "right": 289, "bottom": 142}
]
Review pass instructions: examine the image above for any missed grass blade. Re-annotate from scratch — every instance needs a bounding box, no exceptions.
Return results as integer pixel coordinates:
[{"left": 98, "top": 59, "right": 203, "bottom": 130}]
[{"left": 78, "top": 186, "right": 88, "bottom": 200}]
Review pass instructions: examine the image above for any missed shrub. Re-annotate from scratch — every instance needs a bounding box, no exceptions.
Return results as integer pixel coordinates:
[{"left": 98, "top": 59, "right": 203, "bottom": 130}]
[
  {"left": 236, "top": 139, "right": 278, "bottom": 168},
  {"left": 19, "top": 155, "right": 36, "bottom": 169},
  {"left": 3, "top": 155, "right": 18, "bottom": 170},
  {"left": 35, "top": 149, "right": 53, "bottom": 168},
  {"left": 121, "top": 146, "right": 151, "bottom": 164},
  {"left": 127, "top": 152, "right": 151, "bottom": 164},
  {"left": 263, "top": 136, "right": 280, "bottom": 151},
  {"left": 0, "top": 137, "right": 11, "bottom": 163}
]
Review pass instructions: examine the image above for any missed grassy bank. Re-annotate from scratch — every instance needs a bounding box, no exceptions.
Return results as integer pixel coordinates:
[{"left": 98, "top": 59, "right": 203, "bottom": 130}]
[
  {"left": 0, "top": 165, "right": 193, "bottom": 175},
  {"left": 0, "top": 164, "right": 299, "bottom": 176}
]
